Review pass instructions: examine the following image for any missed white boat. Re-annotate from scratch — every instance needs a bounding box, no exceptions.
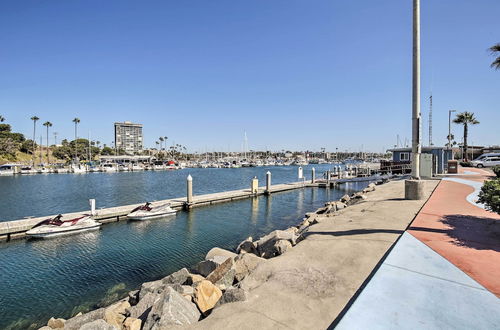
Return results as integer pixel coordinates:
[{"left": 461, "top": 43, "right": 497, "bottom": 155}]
[
  {"left": 37, "top": 167, "right": 50, "bottom": 174},
  {"left": 20, "top": 166, "right": 37, "bottom": 175},
  {"left": 26, "top": 214, "right": 101, "bottom": 238},
  {"left": 0, "top": 164, "right": 16, "bottom": 176},
  {"left": 71, "top": 165, "right": 87, "bottom": 173},
  {"left": 131, "top": 164, "right": 144, "bottom": 171},
  {"left": 127, "top": 202, "right": 177, "bottom": 220},
  {"left": 101, "top": 163, "right": 117, "bottom": 172},
  {"left": 117, "top": 164, "right": 129, "bottom": 172}
]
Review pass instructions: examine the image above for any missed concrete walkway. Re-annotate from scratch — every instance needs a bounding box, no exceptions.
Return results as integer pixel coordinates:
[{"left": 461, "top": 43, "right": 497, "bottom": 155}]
[
  {"left": 335, "top": 232, "right": 500, "bottom": 330},
  {"left": 189, "top": 180, "right": 438, "bottom": 330},
  {"left": 335, "top": 167, "right": 500, "bottom": 329}
]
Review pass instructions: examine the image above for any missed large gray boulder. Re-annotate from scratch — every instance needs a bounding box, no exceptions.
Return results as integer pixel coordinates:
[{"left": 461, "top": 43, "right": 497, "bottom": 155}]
[
  {"left": 162, "top": 268, "right": 189, "bottom": 286},
  {"left": 193, "top": 258, "right": 226, "bottom": 277},
  {"left": 138, "top": 280, "right": 164, "bottom": 300},
  {"left": 255, "top": 230, "right": 298, "bottom": 258},
  {"left": 143, "top": 287, "right": 200, "bottom": 330},
  {"left": 215, "top": 287, "right": 247, "bottom": 307},
  {"left": 127, "top": 291, "right": 163, "bottom": 322},
  {"left": 205, "top": 247, "right": 237, "bottom": 260},
  {"left": 79, "top": 319, "right": 119, "bottom": 330},
  {"left": 233, "top": 253, "right": 265, "bottom": 282},
  {"left": 206, "top": 257, "right": 235, "bottom": 289},
  {"left": 64, "top": 308, "right": 106, "bottom": 330}
]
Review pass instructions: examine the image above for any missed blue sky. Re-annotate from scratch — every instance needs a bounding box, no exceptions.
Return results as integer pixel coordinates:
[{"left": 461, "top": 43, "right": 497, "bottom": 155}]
[{"left": 0, "top": 0, "right": 498, "bottom": 152}]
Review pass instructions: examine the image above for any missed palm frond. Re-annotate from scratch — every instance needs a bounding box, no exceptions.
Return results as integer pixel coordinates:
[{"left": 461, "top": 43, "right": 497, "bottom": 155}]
[
  {"left": 491, "top": 57, "right": 500, "bottom": 70},
  {"left": 489, "top": 43, "right": 500, "bottom": 54}
]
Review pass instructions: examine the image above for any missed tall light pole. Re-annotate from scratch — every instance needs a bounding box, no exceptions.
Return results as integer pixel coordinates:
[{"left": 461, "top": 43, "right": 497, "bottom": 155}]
[{"left": 411, "top": 0, "right": 421, "bottom": 179}]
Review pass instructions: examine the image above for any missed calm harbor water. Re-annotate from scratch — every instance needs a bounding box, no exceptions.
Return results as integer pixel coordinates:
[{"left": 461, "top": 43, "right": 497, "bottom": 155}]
[
  {"left": 0, "top": 165, "right": 368, "bottom": 330},
  {"left": 0, "top": 165, "right": 333, "bottom": 221}
]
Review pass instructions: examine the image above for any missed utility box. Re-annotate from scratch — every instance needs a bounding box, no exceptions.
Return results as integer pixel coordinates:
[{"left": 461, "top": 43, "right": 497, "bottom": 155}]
[
  {"left": 447, "top": 160, "right": 458, "bottom": 174},
  {"left": 251, "top": 177, "right": 259, "bottom": 194},
  {"left": 419, "top": 153, "right": 433, "bottom": 178}
]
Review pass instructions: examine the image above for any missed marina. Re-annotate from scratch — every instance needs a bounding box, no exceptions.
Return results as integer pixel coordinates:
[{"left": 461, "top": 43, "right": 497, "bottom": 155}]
[
  {"left": 0, "top": 179, "right": 371, "bottom": 330},
  {"left": 0, "top": 164, "right": 387, "bottom": 241}
]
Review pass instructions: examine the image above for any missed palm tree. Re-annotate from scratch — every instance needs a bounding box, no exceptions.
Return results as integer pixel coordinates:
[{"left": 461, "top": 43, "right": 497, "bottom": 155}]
[
  {"left": 453, "top": 112, "right": 479, "bottom": 161},
  {"left": 159, "top": 137, "right": 164, "bottom": 158},
  {"left": 30, "top": 116, "right": 39, "bottom": 165},
  {"left": 43, "top": 121, "right": 53, "bottom": 165},
  {"left": 489, "top": 43, "right": 500, "bottom": 70},
  {"left": 0, "top": 115, "right": 5, "bottom": 122},
  {"left": 72, "top": 118, "right": 80, "bottom": 161}
]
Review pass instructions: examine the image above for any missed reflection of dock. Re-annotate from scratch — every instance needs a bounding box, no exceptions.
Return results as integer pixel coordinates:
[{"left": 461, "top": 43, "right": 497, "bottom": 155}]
[{"left": 0, "top": 181, "right": 317, "bottom": 241}]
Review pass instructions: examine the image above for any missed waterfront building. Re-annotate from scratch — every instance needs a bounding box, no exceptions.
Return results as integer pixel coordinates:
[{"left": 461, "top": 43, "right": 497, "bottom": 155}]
[
  {"left": 114, "top": 121, "right": 143, "bottom": 155},
  {"left": 387, "top": 146, "right": 453, "bottom": 175}
]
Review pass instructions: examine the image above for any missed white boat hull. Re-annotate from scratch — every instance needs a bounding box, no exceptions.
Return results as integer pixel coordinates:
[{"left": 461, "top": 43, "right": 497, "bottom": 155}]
[
  {"left": 26, "top": 223, "right": 101, "bottom": 238},
  {"left": 128, "top": 210, "right": 176, "bottom": 220}
]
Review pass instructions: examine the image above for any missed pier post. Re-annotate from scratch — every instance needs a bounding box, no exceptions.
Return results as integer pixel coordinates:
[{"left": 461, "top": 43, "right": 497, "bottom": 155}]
[
  {"left": 326, "top": 170, "right": 331, "bottom": 186},
  {"left": 89, "top": 199, "right": 96, "bottom": 216},
  {"left": 298, "top": 166, "right": 303, "bottom": 180},
  {"left": 186, "top": 175, "right": 193, "bottom": 207},
  {"left": 265, "top": 171, "right": 271, "bottom": 195},
  {"left": 251, "top": 176, "right": 259, "bottom": 195},
  {"left": 311, "top": 167, "right": 315, "bottom": 184}
]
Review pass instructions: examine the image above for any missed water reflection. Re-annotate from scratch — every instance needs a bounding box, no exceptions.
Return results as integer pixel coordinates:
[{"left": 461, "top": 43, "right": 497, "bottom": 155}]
[
  {"left": 251, "top": 197, "right": 259, "bottom": 224},
  {"left": 30, "top": 231, "right": 101, "bottom": 256},
  {"left": 264, "top": 195, "right": 272, "bottom": 223}
]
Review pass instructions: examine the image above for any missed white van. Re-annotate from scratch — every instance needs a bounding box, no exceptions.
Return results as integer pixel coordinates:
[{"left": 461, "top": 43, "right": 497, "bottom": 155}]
[{"left": 471, "top": 153, "right": 500, "bottom": 168}]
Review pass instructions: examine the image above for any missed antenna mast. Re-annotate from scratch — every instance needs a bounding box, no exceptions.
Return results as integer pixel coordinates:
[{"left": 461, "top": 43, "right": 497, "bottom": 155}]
[{"left": 429, "top": 94, "right": 433, "bottom": 146}]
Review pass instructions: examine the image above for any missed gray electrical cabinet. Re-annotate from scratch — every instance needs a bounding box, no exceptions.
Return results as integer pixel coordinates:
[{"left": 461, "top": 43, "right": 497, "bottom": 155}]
[{"left": 419, "top": 153, "right": 433, "bottom": 178}]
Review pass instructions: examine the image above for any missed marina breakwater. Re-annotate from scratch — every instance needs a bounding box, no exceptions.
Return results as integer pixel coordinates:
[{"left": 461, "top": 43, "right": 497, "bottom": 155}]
[{"left": 0, "top": 182, "right": 372, "bottom": 330}]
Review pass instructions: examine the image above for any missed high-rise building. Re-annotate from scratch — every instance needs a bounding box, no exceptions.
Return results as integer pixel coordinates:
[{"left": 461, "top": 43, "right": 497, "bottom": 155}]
[{"left": 114, "top": 121, "right": 143, "bottom": 154}]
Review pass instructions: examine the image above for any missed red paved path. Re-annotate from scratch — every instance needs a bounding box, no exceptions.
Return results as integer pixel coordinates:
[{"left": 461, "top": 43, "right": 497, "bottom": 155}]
[{"left": 408, "top": 168, "right": 500, "bottom": 297}]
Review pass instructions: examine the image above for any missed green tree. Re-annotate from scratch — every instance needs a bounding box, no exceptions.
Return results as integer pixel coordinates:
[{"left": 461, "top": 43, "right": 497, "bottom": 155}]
[
  {"left": 489, "top": 43, "right": 500, "bottom": 70},
  {"left": 453, "top": 112, "right": 479, "bottom": 161},
  {"left": 20, "top": 139, "right": 36, "bottom": 154},
  {"left": 478, "top": 179, "right": 500, "bottom": 214},
  {"left": 100, "top": 146, "right": 115, "bottom": 155}
]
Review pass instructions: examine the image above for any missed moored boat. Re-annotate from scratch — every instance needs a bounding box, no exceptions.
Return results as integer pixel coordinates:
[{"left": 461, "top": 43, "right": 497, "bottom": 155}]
[
  {"left": 20, "top": 166, "right": 37, "bottom": 175},
  {"left": 26, "top": 214, "right": 101, "bottom": 238},
  {"left": 0, "top": 164, "right": 16, "bottom": 176},
  {"left": 127, "top": 202, "right": 177, "bottom": 220}
]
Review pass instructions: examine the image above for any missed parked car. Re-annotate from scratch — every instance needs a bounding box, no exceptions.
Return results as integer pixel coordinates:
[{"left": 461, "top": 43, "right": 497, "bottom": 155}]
[{"left": 471, "top": 155, "right": 500, "bottom": 168}]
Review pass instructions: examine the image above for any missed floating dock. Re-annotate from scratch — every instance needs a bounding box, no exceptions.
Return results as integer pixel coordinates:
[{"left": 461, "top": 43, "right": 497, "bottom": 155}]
[{"left": 0, "top": 181, "right": 318, "bottom": 241}]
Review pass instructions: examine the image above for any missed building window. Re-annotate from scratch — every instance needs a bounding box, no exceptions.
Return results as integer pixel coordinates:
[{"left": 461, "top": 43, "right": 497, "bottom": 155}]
[{"left": 400, "top": 152, "right": 410, "bottom": 161}]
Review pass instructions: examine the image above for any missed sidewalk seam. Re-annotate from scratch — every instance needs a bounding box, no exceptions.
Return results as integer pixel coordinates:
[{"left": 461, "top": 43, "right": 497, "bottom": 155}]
[{"left": 383, "top": 263, "right": 487, "bottom": 292}]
